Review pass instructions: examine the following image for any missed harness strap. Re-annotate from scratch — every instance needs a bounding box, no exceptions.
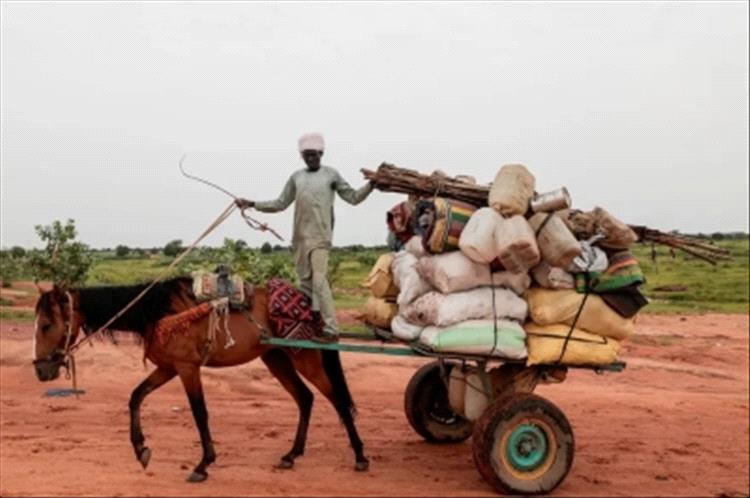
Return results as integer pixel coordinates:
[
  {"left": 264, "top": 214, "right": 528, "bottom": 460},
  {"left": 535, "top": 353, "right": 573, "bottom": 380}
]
[{"left": 63, "top": 291, "right": 76, "bottom": 353}]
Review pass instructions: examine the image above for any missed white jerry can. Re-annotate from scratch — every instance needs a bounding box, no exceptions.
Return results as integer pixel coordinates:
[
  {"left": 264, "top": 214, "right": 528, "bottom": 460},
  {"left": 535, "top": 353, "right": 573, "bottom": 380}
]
[
  {"left": 448, "top": 368, "right": 467, "bottom": 416},
  {"left": 464, "top": 372, "right": 490, "bottom": 422}
]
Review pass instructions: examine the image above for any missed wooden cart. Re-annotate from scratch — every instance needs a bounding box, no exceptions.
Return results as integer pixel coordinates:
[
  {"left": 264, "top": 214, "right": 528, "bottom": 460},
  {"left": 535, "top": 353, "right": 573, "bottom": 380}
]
[{"left": 262, "top": 332, "right": 625, "bottom": 495}]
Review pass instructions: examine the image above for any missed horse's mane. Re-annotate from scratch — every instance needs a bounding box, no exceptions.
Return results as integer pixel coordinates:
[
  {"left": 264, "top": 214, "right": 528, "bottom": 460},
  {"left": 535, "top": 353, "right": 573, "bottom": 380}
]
[
  {"left": 80, "top": 277, "right": 193, "bottom": 336},
  {"left": 37, "top": 277, "right": 193, "bottom": 338}
]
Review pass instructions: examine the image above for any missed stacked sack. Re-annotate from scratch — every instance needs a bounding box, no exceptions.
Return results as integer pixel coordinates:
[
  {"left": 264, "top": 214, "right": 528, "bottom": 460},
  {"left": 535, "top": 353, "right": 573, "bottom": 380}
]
[
  {"left": 361, "top": 253, "right": 400, "bottom": 329},
  {"left": 387, "top": 222, "right": 532, "bottom": 359},
  {"left": 371, "top": 162, "right": 648, "bottom": 367}
]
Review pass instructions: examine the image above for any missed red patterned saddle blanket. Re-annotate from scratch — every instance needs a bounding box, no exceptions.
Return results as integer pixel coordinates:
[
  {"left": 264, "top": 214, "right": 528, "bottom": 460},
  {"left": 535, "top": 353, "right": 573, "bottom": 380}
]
[
  {"left": 267, "top": 278, "right": 324, "bottom": 341},
  {"left": 153, "top": 301, "right": 215, "bottom": 346}
]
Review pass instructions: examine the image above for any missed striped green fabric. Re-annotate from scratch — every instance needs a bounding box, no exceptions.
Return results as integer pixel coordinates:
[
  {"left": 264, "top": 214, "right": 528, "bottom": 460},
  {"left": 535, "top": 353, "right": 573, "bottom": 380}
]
[{"left": 576, "top": 251, "right": 645, "bottom": 293}]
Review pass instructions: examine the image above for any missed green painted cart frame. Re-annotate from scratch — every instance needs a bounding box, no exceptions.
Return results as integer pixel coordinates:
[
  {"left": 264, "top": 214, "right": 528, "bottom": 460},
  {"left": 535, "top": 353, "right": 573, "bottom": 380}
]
[
  {"left": 260, "top": 330, "right": 626, "bottom": 495},
  {"left": 260, "top": 333, "right": 626, "bottom": 372}
]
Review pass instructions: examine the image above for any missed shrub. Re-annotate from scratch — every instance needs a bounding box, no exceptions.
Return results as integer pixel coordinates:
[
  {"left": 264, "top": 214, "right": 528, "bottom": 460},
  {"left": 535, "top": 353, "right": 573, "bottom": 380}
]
[
  {"left": 327, "top": 253, "right": 344, "bottom": 287},
  {"left": 176, "top": 238, "right": 295, "bottom": 284},
  {"left": 163, "top": 239, "right": 184, "bottom": 257},
  {"left": 0, "top": 252, "right": 21, "bottom": 288},
  {"left": 355, "top": 252, "right": 378, "bottom": 268},
  {"left": 115, "top": 245, "right": 131, "bottom": 257},
  {"left": 27, "top": 219, "right": 92, "bottom": 287}
]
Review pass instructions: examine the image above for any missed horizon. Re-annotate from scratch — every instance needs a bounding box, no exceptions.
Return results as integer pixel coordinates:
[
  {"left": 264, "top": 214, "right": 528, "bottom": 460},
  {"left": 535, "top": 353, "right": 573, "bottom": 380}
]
[{"left": 3, "top": 230, "right": 748, "bottom": 252}]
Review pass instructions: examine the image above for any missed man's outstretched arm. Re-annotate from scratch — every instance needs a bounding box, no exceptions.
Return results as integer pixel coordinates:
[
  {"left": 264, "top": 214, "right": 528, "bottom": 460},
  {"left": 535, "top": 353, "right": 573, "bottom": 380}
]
[
  {"left": 240, "top": 175, "right": 296, "bottom": 213},
  {"left": 334, "top": 171, "right": 373, "bottom": 206}
]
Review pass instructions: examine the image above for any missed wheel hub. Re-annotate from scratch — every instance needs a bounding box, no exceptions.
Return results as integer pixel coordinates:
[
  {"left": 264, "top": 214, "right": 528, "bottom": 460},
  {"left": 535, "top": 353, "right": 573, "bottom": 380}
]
[{"left": 506, "top": 423, "right": 548, "bottom": 472}]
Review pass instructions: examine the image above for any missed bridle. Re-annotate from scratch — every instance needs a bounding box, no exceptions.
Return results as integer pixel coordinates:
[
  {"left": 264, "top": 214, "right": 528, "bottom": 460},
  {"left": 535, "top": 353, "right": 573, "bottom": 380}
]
[{"left": 33, "top": 291, "right": 80, "bottom": 393}]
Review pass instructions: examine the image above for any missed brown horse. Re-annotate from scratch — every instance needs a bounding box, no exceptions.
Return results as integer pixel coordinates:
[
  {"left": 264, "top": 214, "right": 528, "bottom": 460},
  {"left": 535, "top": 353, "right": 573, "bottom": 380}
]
[{"left": 32, "top": 278, "right": 368, "bottom": 482}]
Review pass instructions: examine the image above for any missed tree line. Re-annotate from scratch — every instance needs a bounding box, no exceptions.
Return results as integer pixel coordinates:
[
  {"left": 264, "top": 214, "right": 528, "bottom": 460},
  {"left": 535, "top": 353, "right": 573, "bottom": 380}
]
[{"left": 0, "top": 219, "right": 387, "bottom": 288}]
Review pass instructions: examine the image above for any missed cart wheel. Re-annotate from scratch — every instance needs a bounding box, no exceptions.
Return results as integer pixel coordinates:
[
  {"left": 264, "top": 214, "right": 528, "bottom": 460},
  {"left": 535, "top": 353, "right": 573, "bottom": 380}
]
[
  {"left": 404, "top": 361, "right": 473, "bottom": 443},
  {"left": 472, "top": 393, "right": 574, "bottom": 495}
]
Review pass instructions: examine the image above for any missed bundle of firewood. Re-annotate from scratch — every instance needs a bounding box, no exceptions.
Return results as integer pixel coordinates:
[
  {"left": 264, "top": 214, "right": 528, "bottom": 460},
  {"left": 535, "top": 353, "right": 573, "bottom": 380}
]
[
  {"left": 363, "top": 163, "right": 490, "bottom": 205},
  {"left": 361, "top": 162, "right": 731, "bottom": 264},
  {"left": 628, "top": 225, "right": 731, "bottom": 264}
]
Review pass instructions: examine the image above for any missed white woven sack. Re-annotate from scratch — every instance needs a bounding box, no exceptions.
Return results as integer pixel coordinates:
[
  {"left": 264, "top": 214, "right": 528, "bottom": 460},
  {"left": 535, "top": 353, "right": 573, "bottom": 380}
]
[
  {"left": 390, "top": 315, "right": 424, "bottom": 341},
  {"left": 391, "top": 251, "right": 432, "bottom": 306},
  {"left": 402, "top": 287, "right": 528, "bottom": 327},
  {"left": 417, "top": 251, "right": 530, "bottom": 295}
]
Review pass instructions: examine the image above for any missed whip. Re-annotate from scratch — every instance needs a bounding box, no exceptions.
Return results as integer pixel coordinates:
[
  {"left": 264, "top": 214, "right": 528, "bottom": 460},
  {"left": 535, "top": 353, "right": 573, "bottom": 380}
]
[{"left": 179, "top": 155, "right": 284, "bottom": 241}]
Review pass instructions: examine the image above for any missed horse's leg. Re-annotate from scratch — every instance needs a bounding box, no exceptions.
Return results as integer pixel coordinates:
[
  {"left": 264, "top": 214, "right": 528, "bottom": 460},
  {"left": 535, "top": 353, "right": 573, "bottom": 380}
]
[
  {"left": 261, "top": 349, "right": 314, "bottom": 469},
  {"left": 129, "top": 366, "right": 177, "bottom": 469},
  {"left": 292, "top": 350, "right": 369, "bottom": 471},
  {"left": 175, "top": 362, "right": 215, "bottom": 483}
]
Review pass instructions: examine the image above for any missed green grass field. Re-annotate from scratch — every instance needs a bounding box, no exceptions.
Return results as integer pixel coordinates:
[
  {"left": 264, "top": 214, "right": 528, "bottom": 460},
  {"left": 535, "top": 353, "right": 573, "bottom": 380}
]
[
  {"left": 632, "top": 239, "right": 748, "bottom": 314},
  {"left": 2, "top": 240, "right": 747, "bottom": 325}
]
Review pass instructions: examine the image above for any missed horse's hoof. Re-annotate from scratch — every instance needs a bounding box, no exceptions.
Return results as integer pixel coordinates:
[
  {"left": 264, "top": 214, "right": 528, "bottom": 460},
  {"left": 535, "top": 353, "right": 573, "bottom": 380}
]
[
  {"left": 138, "top": 447, "right": 151, "bottom": 469},
  {"left": 275, "top": 458, "right": 294, "bottom": 470},
  {"left": 186, "top": 471, "right": 208, "bottom": 483},
  {"left": 355, "top": 460, "right": 370, "bottom": 472}
]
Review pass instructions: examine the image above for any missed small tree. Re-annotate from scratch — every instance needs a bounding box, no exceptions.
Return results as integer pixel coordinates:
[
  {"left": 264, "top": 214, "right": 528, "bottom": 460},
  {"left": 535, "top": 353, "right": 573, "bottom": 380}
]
[
  {"left": 10, "top": 246, "right": 26, "bottom": 258},
  {"left": 27, "top": 219, "right": 92, "bottom": 287},
  {"left": 260, "top": 242, "right": 273, "bottom": 254},
  {"left": 115, "top": 245, "right": 131, "bottom": 257},
  {"left": 163, "top": 239, "right": 184, "bottom": 257}
]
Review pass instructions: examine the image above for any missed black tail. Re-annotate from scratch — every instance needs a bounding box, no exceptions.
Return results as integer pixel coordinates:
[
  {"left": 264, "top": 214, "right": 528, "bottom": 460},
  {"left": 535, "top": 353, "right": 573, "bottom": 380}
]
[{"left": 321, "top": 350, "right": 357, "bottom": 418}]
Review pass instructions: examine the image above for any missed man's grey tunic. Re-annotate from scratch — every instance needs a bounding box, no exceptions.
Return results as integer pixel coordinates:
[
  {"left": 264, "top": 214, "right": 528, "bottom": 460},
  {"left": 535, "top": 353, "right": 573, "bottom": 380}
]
[{"left": 255, "top": 166, "right": 373, "bottom": 327}]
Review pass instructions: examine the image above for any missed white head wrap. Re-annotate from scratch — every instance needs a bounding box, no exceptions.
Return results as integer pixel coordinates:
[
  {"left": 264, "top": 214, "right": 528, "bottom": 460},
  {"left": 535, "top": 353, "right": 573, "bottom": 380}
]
[{"left": 298, "top": 132, "right": 325, "bottom": 152}]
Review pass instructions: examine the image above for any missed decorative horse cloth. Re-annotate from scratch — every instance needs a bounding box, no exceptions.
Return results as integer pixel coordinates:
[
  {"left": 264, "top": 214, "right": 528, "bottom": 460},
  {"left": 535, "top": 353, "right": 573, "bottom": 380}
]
[
  {"left": 153, "top": 298, "right": 235, "bottom": 361},
  {"left": 267, "top": 278, "right": 324, "bottom": 341}
]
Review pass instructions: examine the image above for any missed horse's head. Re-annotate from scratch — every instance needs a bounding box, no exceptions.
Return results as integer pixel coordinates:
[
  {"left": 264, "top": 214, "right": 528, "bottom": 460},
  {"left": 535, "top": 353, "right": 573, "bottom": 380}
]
[{"left": 33, "top": 284, "right": 81, "bottom": 382}]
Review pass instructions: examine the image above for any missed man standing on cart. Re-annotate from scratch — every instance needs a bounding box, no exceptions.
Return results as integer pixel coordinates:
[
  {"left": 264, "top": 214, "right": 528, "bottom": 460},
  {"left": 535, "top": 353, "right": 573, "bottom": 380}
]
[{"left": 235, "top": 133, "right": 374, "bottom": 342}]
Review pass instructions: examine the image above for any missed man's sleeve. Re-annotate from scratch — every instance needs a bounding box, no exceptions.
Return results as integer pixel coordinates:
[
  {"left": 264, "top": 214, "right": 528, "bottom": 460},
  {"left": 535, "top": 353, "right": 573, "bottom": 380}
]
[
  {"left": 333, "top": 170, "right": 373, "bottom": 205},
  {"left": 254, "top": 175, "right": 296, "bottom": 212}
]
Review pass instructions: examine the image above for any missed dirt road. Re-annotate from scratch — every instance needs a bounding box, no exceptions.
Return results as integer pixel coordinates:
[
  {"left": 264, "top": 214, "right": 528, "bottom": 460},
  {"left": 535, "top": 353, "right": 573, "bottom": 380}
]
[{"left": 1, "top": 314, "right": 748, "bottom": 496}]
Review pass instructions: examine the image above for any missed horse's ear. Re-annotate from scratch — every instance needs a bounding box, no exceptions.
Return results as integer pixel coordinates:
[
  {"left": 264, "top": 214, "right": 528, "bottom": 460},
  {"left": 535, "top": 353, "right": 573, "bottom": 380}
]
[{"left": 52, "top": 283, "right": 68, "bottom": 298}]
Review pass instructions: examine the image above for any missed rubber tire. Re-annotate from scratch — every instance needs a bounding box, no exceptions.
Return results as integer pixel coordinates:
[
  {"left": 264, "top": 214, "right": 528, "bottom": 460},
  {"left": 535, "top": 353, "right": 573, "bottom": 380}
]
[
  {"left": 404, "top": 361, "right": 473, "bottom": 443},
  {"left": 472, "top": 393, "right": 574, "bottom": 495}
]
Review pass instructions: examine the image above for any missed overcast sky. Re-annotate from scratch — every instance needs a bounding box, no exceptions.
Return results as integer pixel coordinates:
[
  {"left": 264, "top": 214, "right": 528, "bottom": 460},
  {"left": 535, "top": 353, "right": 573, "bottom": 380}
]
[{"left": 1, "top": 1, "right": 748, "bottom": 249}]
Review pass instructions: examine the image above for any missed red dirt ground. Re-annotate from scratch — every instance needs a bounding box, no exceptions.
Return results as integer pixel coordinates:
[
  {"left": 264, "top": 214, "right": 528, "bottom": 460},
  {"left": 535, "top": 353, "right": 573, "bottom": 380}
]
[{"left": 1, "top": 314, "right": 748, "bottom": 497}]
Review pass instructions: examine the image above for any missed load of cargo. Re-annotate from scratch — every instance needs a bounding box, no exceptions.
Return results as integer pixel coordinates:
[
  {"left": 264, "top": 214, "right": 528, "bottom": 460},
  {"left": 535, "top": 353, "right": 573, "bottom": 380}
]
[{"left": 358, "top": 162, "right": 686, "bottom": 367}]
